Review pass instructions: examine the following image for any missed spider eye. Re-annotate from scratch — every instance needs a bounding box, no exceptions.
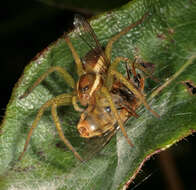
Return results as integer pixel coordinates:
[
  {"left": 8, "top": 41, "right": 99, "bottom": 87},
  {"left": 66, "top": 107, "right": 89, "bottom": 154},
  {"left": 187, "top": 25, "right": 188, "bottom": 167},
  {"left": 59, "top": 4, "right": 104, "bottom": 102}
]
[
  {"left": 104, "top": 106, "right": 111, "bottom": 113},
  {"left": 81, "top": 85, "right": 89, "bottom": 92}
]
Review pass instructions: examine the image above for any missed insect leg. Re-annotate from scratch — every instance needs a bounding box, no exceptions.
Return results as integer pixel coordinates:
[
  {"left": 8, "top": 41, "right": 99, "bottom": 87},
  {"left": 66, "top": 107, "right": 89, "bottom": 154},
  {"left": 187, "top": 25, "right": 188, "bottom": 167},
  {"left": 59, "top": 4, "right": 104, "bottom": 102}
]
[
  {"left": 137, "top": 75, "right": 145, "bottom": 92},
  {"left": 65, "top": 36, "right": 84, "bottom": 77},
  {"left": 18, "top": 93, "right": 73, "bottom": 161},
  {"left": 106, "top": 56, "right": 156, "bottom": 89},
  {"left": 51, "top": 103, "right": 83, "bottom": 162},
  {"left": 105, "top": 13, "right": 148, "bottom": 61},
  {"left": 110, "top": 69, "right": 160, "bottom": 118},
  {"left": 101, "top": 86, "right": 134, "bottom": 147},
  {"left": 20, "top": 66, "right": 75, "bottom": 99},
  {"left": 130, "top": 59, "right": 145, "bottom": 92},
  {"left": 134, "top": 61, "right": 159, "bottom": 83}
]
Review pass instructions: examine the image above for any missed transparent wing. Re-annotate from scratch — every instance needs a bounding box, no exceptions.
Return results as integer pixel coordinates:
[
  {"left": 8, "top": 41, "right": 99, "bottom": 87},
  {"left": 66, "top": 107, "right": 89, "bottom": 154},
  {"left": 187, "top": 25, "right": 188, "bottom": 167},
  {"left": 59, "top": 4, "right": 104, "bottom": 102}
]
[
  {"left": 74, "top": 14, "right": 109, "bottom": 69},
  {"left": 79, "top": 130, "right": 117, "bottom": 161}
]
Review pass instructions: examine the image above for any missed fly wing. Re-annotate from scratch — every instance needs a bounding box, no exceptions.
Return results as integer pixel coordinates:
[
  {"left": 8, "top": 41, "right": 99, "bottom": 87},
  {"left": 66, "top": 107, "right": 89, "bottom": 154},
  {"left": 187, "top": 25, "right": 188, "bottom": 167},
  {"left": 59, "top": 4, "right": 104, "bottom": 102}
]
[
  {"left": 80, "top": 130, "right": 117, "bottom": 161},
  {"left": 74, "top": 14, "right": 110, "bottom": 73}
]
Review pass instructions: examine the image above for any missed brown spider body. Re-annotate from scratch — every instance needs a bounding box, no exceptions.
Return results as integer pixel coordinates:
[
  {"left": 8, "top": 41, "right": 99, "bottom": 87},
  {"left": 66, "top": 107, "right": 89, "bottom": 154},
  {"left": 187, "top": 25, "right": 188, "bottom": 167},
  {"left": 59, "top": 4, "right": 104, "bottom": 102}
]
[
  {"left": 76, "top": 49, "right": 108, "bottom": 107},
  {"left": 18, "top": 13, "right": 159, "bottom": 162},
  {"left": 77, "top": 73, "right": 102, "bottom": 106}
]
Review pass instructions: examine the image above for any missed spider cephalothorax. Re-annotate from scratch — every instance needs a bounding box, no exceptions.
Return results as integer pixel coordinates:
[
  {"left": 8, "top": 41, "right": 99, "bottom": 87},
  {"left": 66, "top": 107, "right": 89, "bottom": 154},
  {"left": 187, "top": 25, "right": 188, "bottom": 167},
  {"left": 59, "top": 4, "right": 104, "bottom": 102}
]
[
  {"left": 18, "top": 13, "right": 159, "bottom": 162},
  {"left": 77, "top": 73, "right": 103, "bottom": 106}
]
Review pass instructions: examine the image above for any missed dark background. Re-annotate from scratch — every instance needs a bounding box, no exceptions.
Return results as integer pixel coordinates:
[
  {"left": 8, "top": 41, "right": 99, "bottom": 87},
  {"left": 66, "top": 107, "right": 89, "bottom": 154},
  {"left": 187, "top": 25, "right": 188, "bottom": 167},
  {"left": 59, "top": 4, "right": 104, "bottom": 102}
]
[{"left": 0, "top": 1, "right": 195, "bottom": 189}]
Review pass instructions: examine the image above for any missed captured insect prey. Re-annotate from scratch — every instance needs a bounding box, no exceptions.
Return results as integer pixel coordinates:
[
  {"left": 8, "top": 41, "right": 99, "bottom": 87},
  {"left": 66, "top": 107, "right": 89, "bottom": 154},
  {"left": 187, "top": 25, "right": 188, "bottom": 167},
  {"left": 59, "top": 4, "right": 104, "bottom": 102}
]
[{"left": 18, "top": 12, "right": 159, "bottom": 162}]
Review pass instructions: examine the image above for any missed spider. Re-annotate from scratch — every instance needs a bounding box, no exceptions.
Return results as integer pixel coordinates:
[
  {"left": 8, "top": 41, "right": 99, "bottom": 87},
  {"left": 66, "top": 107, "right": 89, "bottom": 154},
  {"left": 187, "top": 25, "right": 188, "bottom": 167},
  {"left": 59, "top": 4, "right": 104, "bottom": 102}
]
[{"left": 18, "top": 13, "right": 159, "bottom": 162}]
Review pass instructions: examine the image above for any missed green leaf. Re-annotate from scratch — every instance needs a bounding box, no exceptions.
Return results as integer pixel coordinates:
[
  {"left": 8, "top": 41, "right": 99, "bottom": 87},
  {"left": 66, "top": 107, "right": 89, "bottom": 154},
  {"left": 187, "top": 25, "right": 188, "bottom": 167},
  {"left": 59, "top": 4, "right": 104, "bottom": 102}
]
[{"left": 1, "top": 0, "right": 196, "bottom": 189}]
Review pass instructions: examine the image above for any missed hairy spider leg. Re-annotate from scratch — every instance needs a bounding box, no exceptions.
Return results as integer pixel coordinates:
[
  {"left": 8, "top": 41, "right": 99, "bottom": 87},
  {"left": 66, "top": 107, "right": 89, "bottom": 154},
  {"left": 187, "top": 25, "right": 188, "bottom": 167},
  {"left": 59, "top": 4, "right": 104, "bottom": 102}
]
[
  {"left": 101, "top": 87, "right": 134, "bottom": 147},
  {"left": 65, "top": 36, "right": 86, "bottom": 111},
  {"left": 105, "top": 12, "right": 148, "bottom": 61},
  {"left": 19, "top": 93, "right": 83, "bottom": 161},
  {"left": 51, "top": 103, "right": 83, "bottom": 161},
  {"left": 65, "top": 36, "right": 84, "bottom": 77},
  {"left": 150, "top": 55, "right": 196, "bottom": 99},
  {"left": 19, "top": 66, "right": 75, "bottom": 99},
  {"left": 18, "top": 65, "right": 85, "bottom": 160}
]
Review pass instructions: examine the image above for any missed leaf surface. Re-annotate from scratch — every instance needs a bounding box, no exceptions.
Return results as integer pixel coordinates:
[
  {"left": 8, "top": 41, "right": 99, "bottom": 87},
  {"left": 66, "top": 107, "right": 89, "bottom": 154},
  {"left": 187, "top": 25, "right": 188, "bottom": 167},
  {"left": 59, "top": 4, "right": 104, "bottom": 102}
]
[{"left": 0, "top": 0, "right": 196, "bottom": 189}]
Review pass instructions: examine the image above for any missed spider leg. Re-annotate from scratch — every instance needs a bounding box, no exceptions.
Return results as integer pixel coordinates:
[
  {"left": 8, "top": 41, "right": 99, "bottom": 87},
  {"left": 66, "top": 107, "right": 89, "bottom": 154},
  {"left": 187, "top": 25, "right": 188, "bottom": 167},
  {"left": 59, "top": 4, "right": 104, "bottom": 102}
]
[
  {"left": 20, "top": 66, "right": 75, "bottom": 99},
  {"left": 19, "top": 98, "right": 54, "bottom": 160},
  {"left": 51, "top": 103, "right": 83, "bottom": 162},
  {"left": 65, "top": 36, "right": 84, "bottom": 77},
  {"left": 149, "top": 55, "right": 196, "bottom": 100},
  {"left": 101, "top": 87, "right": 134, "bottom": 147},
  {"left": 18, "top": 93, "right": 83, "bottom": 161},
  {"left": 105, "top": 13, "right": 148, "bottom": 61},
  {"left": 110, "top": 69, "right": 160, "bottom": 118},
  {"left": 72, "top": 95, "right": 84, "bottom": 112}
]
